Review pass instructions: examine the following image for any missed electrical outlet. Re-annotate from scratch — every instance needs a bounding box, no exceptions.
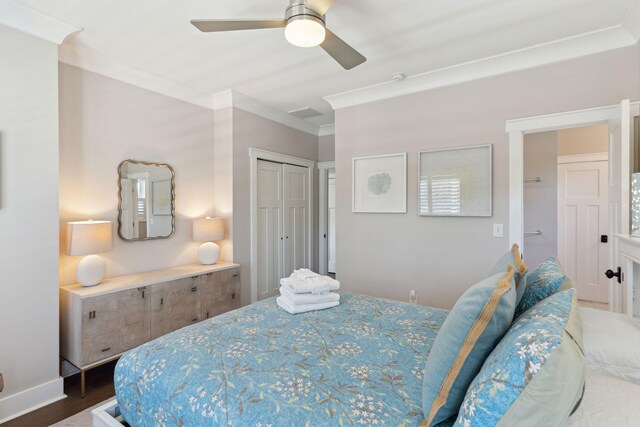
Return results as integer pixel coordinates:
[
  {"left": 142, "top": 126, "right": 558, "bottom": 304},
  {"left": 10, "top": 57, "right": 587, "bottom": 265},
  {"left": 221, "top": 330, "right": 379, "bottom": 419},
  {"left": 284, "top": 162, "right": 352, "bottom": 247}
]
[
  {"left": 493, "top": 224, "right": 504, "bottom": 238},
  {"left": 409, "top": 290, "right": 417, "bottom": 304}
]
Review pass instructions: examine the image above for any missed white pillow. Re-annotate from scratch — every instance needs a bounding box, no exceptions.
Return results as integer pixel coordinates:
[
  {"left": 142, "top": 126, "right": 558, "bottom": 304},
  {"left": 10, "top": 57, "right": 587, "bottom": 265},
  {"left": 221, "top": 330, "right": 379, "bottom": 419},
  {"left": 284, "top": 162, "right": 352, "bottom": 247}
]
[
  {"left": 580, "top": 307, "right": 640, "bottom": 384},
  {"left": 565, "top": 367, "right": 640, "bottom": 426}
]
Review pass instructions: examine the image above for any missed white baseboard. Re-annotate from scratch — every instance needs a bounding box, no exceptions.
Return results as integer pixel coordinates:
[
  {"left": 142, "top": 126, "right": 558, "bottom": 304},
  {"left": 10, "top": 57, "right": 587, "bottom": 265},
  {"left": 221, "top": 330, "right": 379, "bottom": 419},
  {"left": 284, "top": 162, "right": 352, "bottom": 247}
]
[{"left": 0, "top": 377, "right": 65, "bottom": 423}]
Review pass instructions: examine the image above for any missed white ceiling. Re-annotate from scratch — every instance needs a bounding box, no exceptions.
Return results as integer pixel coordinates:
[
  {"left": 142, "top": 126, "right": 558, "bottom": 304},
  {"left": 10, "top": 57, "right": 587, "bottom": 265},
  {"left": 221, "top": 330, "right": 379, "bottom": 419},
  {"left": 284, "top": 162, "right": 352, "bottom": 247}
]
[{"left": 11, "top": 0, "right": 640, "bottom": 127}]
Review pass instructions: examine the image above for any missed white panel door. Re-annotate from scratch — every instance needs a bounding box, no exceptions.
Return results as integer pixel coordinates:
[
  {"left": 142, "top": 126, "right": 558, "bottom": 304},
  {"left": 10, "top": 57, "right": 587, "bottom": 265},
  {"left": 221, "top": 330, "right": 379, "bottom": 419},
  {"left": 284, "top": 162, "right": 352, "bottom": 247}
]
[
  {"left": 256, "top": 160, "right": 283, "bottom": 300},
  {"left": 558, "top": 160, "right": 609, "bottom": 302},
  {"left": 283, "top": 164, "right": 309, "bottom": 277},
  {"left": 328, "top": 171, "right": 336, "bottom": 273}
]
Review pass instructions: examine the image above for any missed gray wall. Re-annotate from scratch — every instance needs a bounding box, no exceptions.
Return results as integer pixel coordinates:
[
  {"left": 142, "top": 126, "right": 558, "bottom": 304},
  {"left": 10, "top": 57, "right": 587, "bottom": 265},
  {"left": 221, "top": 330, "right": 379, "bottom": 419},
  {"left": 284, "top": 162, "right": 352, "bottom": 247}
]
[
  {"left": 232, "top": 108, "right": 319, "bottom": 305},
  {"left": 58, "top": 64, "right": 217, "bottom": 284},
  {"left": 334, "top": 45, "right": 640, "bottom": 309},
  {"left": 523, "top": 131, "right": 558, "bottom": 268},
  {"left": 0, "top": 25, "right": 62, "bottom": 419},
  {"left": 318, "top": 134, "right": 335, "bottom": 161}
]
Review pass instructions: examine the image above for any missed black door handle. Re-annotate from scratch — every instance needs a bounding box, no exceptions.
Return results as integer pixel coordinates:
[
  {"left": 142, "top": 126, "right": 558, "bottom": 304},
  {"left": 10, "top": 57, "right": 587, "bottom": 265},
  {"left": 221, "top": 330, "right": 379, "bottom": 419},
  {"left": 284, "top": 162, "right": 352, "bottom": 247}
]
[{"left": 604, "top": 267, "right": 622, "bottom": 283}]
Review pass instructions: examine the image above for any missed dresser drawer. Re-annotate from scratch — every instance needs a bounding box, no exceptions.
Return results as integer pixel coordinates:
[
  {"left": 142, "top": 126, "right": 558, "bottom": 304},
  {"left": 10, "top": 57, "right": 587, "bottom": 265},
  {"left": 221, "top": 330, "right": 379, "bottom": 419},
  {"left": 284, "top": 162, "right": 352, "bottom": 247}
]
[
  {"left": 202, "top": 267, "right": 240, "bottom": 318},
  {"left": 150, "top": 277, "right": 202, "bottom": 339},
  {"left": 81, "top": 288, "right": 149, "bottom": 366}
]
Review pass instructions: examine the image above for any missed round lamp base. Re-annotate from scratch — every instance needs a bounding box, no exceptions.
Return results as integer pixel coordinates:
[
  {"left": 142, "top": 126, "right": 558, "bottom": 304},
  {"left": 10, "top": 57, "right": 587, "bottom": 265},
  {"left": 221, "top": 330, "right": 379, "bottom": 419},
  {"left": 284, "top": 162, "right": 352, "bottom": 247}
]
[
  {"left": 77, "top": 254, "right": 106, "bottom": 287},
  {"left": 198, "top": 242, "right": 220, "bottom": 265}
]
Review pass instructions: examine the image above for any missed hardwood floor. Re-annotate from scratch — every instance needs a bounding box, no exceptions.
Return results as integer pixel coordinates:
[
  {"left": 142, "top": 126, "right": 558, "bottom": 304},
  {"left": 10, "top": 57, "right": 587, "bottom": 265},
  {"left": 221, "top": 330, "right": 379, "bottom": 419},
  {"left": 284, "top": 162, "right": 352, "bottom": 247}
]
[
  {"left": 4, "top": 360, "right": 117, "bottom": 427},
  {"left": 578, "top": 299, "right": 610, "bottom": 311}
]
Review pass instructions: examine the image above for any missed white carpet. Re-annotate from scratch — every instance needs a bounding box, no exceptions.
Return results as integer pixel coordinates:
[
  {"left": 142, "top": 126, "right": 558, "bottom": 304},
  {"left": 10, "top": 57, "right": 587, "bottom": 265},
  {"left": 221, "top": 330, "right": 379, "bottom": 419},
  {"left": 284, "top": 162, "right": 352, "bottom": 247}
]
[{"left": 49, "top": 397, "right": 115, "bottom": 427}]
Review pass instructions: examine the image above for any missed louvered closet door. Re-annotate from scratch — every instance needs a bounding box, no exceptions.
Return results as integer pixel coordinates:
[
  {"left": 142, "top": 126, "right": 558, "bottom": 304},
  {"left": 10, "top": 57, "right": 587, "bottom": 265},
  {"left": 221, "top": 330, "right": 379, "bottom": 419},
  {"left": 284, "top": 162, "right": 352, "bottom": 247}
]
[
  {"left": 283, "top": 164, "right": 310, "bottom": 277},
  {"left": 257, "top": 160, "right": 283, "bottom": 300}
]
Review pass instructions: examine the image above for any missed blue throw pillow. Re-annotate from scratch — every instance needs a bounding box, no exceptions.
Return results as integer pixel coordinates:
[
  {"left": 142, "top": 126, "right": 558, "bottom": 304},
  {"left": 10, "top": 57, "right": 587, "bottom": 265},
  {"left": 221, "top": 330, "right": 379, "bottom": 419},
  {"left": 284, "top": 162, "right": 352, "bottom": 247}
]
[
  {"left": 515, "top": 256, "right": 573, "bottom": 318},
  {"left": 422, "top": 266, "right": 517, "bottom": 426},
  {"left": 489, "top": 244, "right": 527, "bottom": 305},
  {"left": 455, "top": 288, "right": 585, "bottom": 427}
]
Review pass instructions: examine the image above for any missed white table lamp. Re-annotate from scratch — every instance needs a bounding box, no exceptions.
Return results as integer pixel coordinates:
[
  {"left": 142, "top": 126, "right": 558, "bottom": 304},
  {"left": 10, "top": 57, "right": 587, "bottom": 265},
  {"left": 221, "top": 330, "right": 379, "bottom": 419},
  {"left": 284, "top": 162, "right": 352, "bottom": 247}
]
[
  {"left": 67, "top": 220, "right": 112, "bottom": 287},
  {"left": 193, "top": 217, "right": 224, "bottom": 265}
]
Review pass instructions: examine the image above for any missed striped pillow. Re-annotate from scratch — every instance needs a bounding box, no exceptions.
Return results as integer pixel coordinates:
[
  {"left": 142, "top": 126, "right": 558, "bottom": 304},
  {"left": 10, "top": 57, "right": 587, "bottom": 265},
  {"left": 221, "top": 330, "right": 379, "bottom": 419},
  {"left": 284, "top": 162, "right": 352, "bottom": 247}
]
[
  {"left": 489, "top": 244, "right": 528, "bottom": 304},
  {"left": 422, "top": 266, "right": 517, "bottom": 426}
]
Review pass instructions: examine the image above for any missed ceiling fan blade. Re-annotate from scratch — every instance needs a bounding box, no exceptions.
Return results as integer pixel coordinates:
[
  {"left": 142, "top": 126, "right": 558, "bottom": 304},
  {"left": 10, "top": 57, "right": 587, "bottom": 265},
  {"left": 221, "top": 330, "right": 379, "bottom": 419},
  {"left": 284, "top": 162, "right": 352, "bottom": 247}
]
[
  {"left": 191, "top": 19, "right": 286, "bottom": 32},
  {"left": 305, "top": 0, "right": 337, "bottom": 16},
  {"left": 320, "top": 28, "right": 366, "bottom": 70}
]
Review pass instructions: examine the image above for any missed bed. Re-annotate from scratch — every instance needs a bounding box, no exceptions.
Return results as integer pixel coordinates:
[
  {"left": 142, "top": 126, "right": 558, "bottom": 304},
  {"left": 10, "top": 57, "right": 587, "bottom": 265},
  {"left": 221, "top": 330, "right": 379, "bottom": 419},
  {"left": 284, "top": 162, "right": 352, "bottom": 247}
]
[
  {"left": 101, "top": 252, "right": 640, "bottom": 427},
  {"left": 113, "top": 293, "right": 448, "bottom": 426}
]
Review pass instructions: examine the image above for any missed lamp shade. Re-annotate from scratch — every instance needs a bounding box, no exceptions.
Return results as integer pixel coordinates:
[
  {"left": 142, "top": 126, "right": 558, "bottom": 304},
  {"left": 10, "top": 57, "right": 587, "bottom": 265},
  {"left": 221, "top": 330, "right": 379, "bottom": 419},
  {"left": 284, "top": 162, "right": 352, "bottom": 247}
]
[
  {"left": 67, "top": 220, "right": 112, "bottom": 256},
  {"left": 193, "top": 217, "right": 224, "bottom": 242}
]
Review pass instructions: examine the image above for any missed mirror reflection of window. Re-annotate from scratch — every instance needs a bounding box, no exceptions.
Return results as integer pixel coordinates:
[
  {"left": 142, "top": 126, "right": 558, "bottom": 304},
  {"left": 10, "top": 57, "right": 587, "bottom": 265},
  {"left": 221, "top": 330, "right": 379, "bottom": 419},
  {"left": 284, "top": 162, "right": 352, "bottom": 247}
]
[{"left": 137, "top": 179, "right": 146, "bottom": 220}]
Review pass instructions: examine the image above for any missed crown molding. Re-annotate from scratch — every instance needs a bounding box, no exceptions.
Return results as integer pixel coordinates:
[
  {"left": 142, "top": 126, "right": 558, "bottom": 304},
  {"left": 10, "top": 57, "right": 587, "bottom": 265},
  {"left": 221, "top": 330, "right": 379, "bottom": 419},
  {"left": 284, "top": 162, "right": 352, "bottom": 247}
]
[
  {"left": 324, "top": 26, "right": 637, "bottom": 110},
  {"left": 318, "top": 124, "right": 335, "bottom": 136},
  {"left": 58, "top": 44, "right": 322, "bottom": 136},
  {"left": 213, "top": 89, "right": 321, "bottom": 136},
  {"left": 59, "top": 43, "right": 213, "bottom": 109},
  {"left": 622, "top": 1, "right": 640, "bottom": 42},
  {"left": 0, "top": 0, "right": 81, "bottom": 45}
]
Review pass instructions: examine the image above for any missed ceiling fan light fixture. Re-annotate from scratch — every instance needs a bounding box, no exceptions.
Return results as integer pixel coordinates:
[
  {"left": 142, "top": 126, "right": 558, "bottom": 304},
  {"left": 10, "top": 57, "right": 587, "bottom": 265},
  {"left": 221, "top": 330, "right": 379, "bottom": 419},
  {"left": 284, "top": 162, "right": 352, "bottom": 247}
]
[{"left": 285, "top": 15, "right": 325, "bottom": 48}]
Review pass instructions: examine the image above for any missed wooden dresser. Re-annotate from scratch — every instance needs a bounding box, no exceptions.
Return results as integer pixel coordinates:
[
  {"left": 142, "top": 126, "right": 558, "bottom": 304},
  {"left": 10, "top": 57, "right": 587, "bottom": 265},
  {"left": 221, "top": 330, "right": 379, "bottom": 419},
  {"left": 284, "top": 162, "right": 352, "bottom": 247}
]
[{"left": 60, "top": 262, "right": 240, "bottom": 396}]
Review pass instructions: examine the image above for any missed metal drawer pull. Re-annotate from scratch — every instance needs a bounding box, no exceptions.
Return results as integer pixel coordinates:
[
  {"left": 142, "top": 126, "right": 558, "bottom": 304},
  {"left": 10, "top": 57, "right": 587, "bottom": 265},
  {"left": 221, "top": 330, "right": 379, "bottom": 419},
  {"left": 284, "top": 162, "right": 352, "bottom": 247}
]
[
  {"left": 191, "top": 287, "right": 198, "bottom": 292},
  {"left": 88, "top": 311, "right": 97, "bottom": 319},
  {"left": 232, "top": 274, "right": 238, "bottom": 278},
  {"left": 101, "top": 347, "right": 111, "bottom": 352},
  {"left": 231, "top": 292, "right": 236, "bottom": 299},
  {"left": 191, "top": 317, "right": 198, "bottom": 322},
  {"left": 160, "top": 298, "right": 164, "bottom": 306}
]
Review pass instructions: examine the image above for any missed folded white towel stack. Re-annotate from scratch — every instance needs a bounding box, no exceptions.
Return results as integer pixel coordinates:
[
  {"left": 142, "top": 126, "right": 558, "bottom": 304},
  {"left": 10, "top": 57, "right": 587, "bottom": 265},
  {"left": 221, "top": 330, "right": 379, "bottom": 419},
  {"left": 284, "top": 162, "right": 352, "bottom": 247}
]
[
  {"left": 277, "top": 297, "right": 339, "bottom": 314},
  {"left": 278, "top": 269, "right": 340, "bottom": 314},
  {"left": 292, "top": 268, "right": 320, "bottom": 280}
]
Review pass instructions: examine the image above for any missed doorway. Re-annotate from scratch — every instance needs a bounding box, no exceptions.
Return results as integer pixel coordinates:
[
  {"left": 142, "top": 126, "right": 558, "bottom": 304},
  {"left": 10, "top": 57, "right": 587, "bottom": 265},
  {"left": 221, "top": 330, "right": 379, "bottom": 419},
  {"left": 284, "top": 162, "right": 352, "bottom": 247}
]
[
  {"left": 318, "top": 161, "right": 336, "bottom": 275},
  {"left": 508, "top": 100, "right": 639, "bottom": 314},
  {"left": 523, "top": 125, "right": 609, "bottom": 306}
]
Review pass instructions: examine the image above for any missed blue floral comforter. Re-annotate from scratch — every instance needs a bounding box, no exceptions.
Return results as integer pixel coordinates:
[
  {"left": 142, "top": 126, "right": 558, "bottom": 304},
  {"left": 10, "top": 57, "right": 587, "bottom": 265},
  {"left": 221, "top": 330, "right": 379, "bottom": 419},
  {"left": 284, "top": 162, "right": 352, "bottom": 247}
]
[{"left": 115, "top": 293, "right": 448, "bottom": 426}]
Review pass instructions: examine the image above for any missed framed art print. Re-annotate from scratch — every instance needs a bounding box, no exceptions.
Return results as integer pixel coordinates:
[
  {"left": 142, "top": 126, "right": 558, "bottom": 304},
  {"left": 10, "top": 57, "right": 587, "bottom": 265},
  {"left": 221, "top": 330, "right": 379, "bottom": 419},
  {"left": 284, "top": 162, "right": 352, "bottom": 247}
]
[
  {"left": 352, "top": 152, "right": 407, "bottom": 213},
  {"left": 418, "top": 144, "right": 492, "bottom": 217}
]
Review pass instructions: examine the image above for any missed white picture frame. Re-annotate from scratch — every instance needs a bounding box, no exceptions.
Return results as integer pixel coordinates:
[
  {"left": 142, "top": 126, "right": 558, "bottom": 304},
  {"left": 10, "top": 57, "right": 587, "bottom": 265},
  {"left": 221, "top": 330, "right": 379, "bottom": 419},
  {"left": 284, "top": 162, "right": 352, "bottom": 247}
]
[
  {"left": 152, "top": 179, "right": 172, "bottom": 215},
  {"left": 418, "top": 144, "right": 492, "bottom": 217},
  {"left": 352, "top": 152, "right": 407, "bottom": 213}
]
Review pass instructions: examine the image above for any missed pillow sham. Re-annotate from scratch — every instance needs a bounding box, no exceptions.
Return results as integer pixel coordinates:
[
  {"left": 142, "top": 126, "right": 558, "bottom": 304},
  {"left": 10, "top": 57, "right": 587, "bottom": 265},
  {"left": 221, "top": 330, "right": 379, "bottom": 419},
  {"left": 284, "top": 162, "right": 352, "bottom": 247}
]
[
  {"left": 422, "top": 266, "right": 517, "bottom": 426},
  {"left": 580, "top": 306, "right": 640, "bottom": 384},
  {"left": 488, "top": 243, "right": 527, "bottom": 304},
  {"left": 455, "top": 288, "right": 585, "bottom": 427},
  {"left": 514, "top": 256, "right": 572, "bottom": 318}
]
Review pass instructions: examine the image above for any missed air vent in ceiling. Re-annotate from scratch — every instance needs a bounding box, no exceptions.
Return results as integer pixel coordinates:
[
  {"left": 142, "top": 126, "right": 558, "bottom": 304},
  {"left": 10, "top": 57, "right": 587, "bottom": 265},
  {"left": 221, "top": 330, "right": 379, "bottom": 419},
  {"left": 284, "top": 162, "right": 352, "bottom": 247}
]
[{"left": 288, "top": 107, "right": 323, "bottom": 119}]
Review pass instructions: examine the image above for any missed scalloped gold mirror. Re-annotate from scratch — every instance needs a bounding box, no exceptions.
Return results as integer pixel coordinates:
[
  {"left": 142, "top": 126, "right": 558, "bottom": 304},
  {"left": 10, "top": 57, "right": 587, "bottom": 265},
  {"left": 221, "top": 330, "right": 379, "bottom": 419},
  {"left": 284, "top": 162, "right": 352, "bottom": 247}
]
[{"left": 117, "top": 159, "right": 175, "bottom": 241}]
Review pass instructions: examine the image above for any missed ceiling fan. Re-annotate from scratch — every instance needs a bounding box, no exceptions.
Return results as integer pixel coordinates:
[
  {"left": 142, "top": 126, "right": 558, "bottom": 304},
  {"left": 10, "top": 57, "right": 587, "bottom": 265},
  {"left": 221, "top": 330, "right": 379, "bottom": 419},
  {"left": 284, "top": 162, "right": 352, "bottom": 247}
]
[{"left": 191, "top": 0, "right": 366, "bottom": 70}]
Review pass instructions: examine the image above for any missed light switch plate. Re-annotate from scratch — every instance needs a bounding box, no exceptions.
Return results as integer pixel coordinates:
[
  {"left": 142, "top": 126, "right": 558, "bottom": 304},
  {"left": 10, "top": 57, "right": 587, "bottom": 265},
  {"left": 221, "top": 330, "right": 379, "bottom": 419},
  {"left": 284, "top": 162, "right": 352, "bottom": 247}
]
[{"left": 493, "top": 224, "right": 504, "bottom": 238}]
